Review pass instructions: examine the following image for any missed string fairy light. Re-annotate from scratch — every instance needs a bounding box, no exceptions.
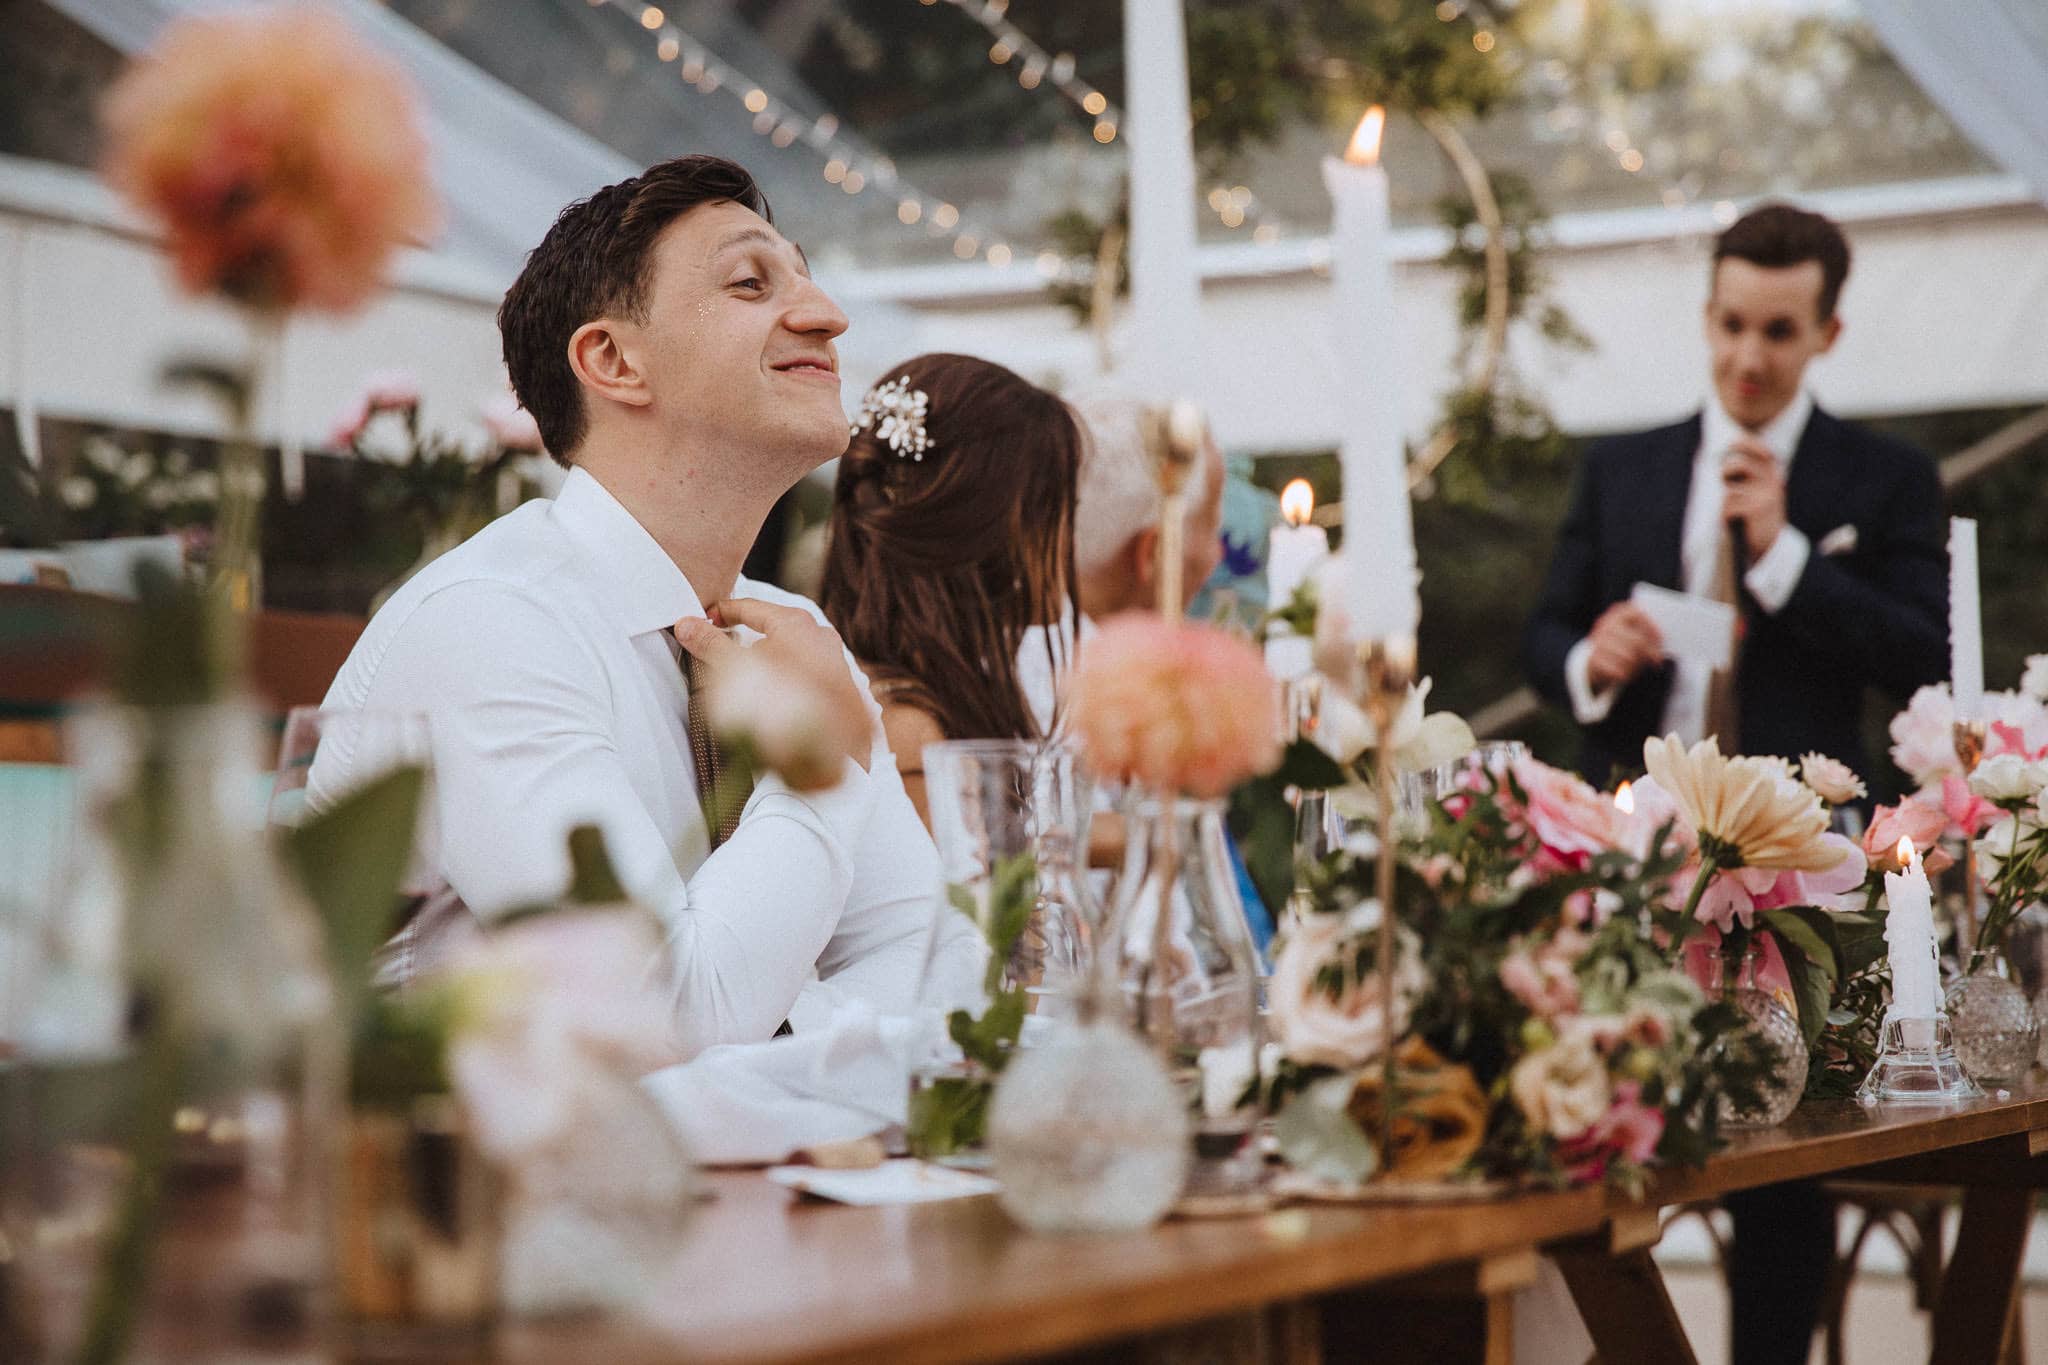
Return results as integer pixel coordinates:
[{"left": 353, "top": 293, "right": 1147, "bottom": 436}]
[
  {"left": 588, "top": 0, "right": 1020, "bottom": 268},
  {"left": 913, "top": 0, "right": 1292, "bottom": 246}
]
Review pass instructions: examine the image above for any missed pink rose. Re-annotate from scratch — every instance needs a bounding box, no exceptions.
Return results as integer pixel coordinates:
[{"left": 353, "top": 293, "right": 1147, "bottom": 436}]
[
  {"left": 1558, "top": 1080, "right": 1665, "bottom": 1183},
  {"left": 1511, "top": 757, "right": 1627, "bottom": 871},
  {"left": 1501, "top": 946, "right": 1580, "bottom": 1019},
  {"left": 1864, "top": 796, "right": 1953, "bottom": 873}
]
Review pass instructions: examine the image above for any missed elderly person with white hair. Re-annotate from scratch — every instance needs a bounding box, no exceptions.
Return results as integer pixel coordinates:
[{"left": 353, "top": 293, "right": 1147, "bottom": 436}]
[{"left": 1016, "top": 389, "right": 1226, "bottom": 735}]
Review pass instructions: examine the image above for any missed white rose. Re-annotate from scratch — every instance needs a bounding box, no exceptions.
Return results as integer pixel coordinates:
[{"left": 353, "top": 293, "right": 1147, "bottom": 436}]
[
  {"left": 1977, "top": 812, "right": 2042, "bottom": 884},
  {"left": 2023, "top": 655, "right": 2048, "bottom": 704},
  {"left": 59, "top": 476, "right": 97, "bottom": 510},
  {"left": 1311, "top": 678, "right": 1476, "bottom": 775},
  {"left": 1969, "top": 753, "right": 2048, "bottom": 806},
  {"left": 1798, "top": 752, "right": 1866, "bottom": 806},
  {"left": 1508, "top": 1026, "right": 1611, "bottom": 1142},
  {"left": 1268, "top": 912, "right": 1425, "bottom": 1070}
]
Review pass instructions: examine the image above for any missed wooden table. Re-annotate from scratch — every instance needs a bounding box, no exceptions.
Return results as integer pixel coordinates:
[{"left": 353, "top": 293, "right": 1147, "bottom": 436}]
[{"left": 505, "top": 1084, "right": 2048, "bottom": 1365}]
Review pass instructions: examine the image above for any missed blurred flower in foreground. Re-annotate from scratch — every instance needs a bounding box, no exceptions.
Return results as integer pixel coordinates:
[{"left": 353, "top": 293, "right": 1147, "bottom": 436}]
[
  {"left": 103, "top": 7, "right": 440, "bottom": 313},
  {"left": 1068, "top": 613, "right": 1281, "bottom": 798}
]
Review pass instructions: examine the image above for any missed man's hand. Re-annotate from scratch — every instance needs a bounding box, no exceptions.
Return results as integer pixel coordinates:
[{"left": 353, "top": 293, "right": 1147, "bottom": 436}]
[
  {"left": 1721, "top": 437, "right": 1788, "bottom": 557},
  {"left": 676, "top": 599, "right": 871, "bottom": 775},
  {"left": 1585, "top": 601, "right": 1665, "bottom": 692}
]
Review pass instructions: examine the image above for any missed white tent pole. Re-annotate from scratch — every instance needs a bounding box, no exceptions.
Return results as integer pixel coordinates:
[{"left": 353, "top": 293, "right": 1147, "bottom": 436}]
[{"left": 1121, "top": 0, "right": 1204, "bottom": 394}]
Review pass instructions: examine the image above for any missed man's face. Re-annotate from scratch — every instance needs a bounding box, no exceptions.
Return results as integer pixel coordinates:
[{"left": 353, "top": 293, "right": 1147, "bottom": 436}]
[
  {"left": 623, "top": 200, "right": 850, "bottom": 474},
  {"left": 1704, "top": 257, "right": 1841, "bottom": 430},
  {"left": 1179, "top": 439, "right": 1226, "bottom": 608}
]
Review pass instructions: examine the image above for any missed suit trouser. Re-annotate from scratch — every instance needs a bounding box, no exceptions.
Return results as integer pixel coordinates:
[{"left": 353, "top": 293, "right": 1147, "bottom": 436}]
[{"left": 1724, "top": 1180, "right": 1834, "bottom": 1365}]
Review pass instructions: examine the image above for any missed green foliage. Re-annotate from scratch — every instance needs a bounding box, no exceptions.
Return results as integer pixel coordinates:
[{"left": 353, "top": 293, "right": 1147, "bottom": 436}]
[
  {"left": 284, "top": 765, "right": 427, "bottom": 1033},
  {"left": 1229, "top": 737, "right": 1351, "bottom": 918},
  {"left": 1273, "top": 1074, "right": 1379, "bottom": 1186},
  {"left": 911, "top": 851, "right": 1042, "bottom": 1156}
]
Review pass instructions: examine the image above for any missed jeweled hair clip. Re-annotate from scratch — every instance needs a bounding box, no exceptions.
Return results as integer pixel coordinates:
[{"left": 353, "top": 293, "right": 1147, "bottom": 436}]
[{"left": 850, "top": 375, "right": 933, "bottom": 460}]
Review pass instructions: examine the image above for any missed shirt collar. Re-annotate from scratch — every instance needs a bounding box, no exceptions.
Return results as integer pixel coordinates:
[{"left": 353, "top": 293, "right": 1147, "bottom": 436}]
[
  {"left": 549, "top": 466, "right": 707, "bottom": 636},
  {"left": 1700, "top": 389, "right": 1814, "bottom": 467}
]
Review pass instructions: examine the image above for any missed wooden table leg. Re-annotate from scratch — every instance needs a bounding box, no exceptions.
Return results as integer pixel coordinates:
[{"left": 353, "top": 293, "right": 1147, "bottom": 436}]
[
  {"left": 1552, "top": 1246, "right": 1699, "bottom": 1365},
  {"left": 1930, "top": 1187, "right": 2033, "bottom": 1365}
]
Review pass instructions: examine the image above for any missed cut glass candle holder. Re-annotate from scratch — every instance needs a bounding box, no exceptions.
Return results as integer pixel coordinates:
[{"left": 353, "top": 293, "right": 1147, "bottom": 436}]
[{"left": 1856, "top": 1011, "right": 1982, "bottom": 1106}]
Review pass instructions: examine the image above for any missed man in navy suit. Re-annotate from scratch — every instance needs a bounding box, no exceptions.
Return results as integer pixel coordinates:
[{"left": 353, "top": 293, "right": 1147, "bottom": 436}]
[{"left": 1524, "top": 204, "right": 1949, "bottom": 1365}]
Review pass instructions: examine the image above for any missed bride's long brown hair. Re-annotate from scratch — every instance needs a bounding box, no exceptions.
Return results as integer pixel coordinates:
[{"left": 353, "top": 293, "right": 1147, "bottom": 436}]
[{"left": 821, "top": 353, "right": 1081, "bottom": 742}]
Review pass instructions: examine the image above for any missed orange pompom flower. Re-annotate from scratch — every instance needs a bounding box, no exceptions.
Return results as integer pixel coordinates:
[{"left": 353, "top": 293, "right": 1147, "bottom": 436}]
[
  {"left": 1068, "top": 613, "right": 1282, "bottom": 798},
  {"left": 102, "top": 7, "right": 440, "bottom": 314}
]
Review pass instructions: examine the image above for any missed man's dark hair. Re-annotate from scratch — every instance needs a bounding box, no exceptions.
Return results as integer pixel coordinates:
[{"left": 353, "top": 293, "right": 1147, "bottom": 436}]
[
  {"left": 1712, "top": 202, "right": 1852, "bottom": 321},
  {"left": 499, "top": 156, "right": 771, "bottom": 465}
]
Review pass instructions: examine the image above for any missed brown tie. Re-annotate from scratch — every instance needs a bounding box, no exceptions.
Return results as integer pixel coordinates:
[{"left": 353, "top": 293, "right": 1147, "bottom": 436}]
[
  {"left": 1703, "top": 523, "right": 1743, "bottom": 752},
  {"left": 682, "top": 651, "right": 748, "bottom": 850}
]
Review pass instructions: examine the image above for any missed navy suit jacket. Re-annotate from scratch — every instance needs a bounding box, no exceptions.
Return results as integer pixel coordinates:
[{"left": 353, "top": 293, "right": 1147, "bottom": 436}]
[{"left": 1522, "top": 407, "right": 1949, "bottom": 784}]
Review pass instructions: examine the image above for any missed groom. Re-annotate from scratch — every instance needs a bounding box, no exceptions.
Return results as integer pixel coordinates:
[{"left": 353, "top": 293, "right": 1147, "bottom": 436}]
[
  {"left": 323, "top": 156, "right": 979, "bottom": 1056},
  {"left": 1523, "top": 203, "right": 1949, "bottom": 1365}
]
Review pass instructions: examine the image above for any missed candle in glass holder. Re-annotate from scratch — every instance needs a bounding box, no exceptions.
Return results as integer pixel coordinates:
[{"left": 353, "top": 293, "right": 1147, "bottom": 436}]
[
  {"left": 1321, "top": 105, "right": 1418, "bottom": 646},
  {"left": 1948, "top": 517, "right": 1983, "bottom": 722},
  {"left": 1265, "top": 480, "right": 1328, "bottom": 681},
  {"left": 1882, "top": 836, "right": 1939, "bottom": 1020}
]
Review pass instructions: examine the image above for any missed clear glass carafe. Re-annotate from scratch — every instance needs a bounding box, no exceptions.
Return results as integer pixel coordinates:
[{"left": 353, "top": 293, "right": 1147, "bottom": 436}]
[
  {"left": 6, "top": 700, "right": 341, "bottom": 1361},
  {"left": 1105, "top": 792, "right": 1263, "bottom": 1198}
]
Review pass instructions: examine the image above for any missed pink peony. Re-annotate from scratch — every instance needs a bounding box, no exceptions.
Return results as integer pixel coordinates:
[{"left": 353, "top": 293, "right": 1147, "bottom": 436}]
[
  {"left": 1686, "top": 832, "right": 1866, "bottom": 933},
  {"left": 482, "top": 390, "right": 545, "bottom": 452},
  {"left": 103, "top": 8, "right": 440, "bottom": 314},
  {"left": 1511, "top": 757, "right": 1627, "bottom": 871},
  {"left": 1068, "top": 613, "right": 1282, "bottom": 798},
  {"left": 1888, "top": 685, "right": 1960, "bottom": 789},
  {"left": 1940, "top": 773, "right": 1999, "bottom": 841}
]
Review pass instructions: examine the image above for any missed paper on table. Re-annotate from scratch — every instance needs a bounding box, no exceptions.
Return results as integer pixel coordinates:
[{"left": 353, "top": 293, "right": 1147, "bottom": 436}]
[
  {"left": 1629, "top": 583, "right": 1736, "bottom": 671},
  {"left": 765, "top": 1159, "right": 999, "bottom": 1206}
]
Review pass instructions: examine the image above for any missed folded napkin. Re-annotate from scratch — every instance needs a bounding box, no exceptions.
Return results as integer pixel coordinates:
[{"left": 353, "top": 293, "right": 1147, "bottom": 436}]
[
  {"left": 765, "top": 1158, "right": 998, "bottom": 1205},
  {"left": 641, "top": 1002, "right": 952, "bottom": 1166}
]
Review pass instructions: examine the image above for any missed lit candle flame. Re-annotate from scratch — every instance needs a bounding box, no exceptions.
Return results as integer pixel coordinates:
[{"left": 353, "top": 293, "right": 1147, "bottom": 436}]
[
  {"left": 1614, "top": 781, "right": 1635, "bottom": 815},
  {"left": 1280, "top": 479, "right": 1315, "bottom": 528},
  {"left": 1345, "top": 106, "right": 1386, "bottom": 167},
  {"left": 1896, "top": 835, "right": 1918, "bottom": 869}
]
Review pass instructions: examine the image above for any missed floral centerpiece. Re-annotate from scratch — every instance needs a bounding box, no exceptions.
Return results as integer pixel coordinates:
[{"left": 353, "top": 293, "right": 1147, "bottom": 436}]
[{"left": 1266, "top": 743, "right": 1797, "bottom": 1193}]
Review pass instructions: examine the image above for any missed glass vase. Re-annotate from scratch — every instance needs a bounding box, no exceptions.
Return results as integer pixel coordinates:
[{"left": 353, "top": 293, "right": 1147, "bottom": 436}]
[
  {"left": 1945, "top": 948, "right": 2039, "bottom": 1084},
  {"left": 986, "top": 1012, "right": 1189, "bottom": 1233},
  {"left": 1105, "top": 792, "right": 1263, "bottom": 1199},
  {"left": 910, "top": 741, "right": 1098, "bottom": 1165},
  {"left": 6, "top": 701, "right": 341, "bottom": 1361},
  {"left": 1715, "top": 943, "right": 1807, "bottom": 1129}
]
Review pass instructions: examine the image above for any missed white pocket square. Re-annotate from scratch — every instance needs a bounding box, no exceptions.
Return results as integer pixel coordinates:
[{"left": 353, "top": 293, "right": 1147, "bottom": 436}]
[{"left": 1817, "top": 524, "right": 1858, "bottom": 556}]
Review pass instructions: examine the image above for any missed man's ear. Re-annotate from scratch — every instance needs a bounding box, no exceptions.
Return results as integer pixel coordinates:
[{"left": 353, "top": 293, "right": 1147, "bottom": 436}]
[
  {"left": 567, "top": 320, "right": 652, "bottom": 411},
  {"left": 1129, "top": 526, "right": 1160, "bottom": 594},
  {"left": 1817, "top": 313, "right": 1843, "bottom": 355}
]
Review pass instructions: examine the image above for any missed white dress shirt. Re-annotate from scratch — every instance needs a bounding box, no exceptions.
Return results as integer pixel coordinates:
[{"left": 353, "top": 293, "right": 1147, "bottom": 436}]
[
  {"left": 321, "top": 467, "right": 982, "bottom": 1057},
  {"left": 1565, "top": 391, "right": 1815, "bottom": 744}
]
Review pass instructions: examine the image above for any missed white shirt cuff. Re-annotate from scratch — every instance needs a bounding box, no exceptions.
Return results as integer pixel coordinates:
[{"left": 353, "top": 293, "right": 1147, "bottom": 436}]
[
  {"left": 1564, "top": 637, "right": 1621, "bottom": 725},
  {"left": 1743, "top": 524, "right": 1810, "bottom": 615}
]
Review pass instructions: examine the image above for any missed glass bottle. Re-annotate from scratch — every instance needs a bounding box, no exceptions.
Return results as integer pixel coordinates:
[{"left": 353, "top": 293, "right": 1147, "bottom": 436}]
[
  {"left": 1716, "top": 942, "right": 1808, "bottom": 1128},
  {"left": 1105, "top": 792, "right": 1263, "bottom": 1199},
  {"left": 8, "top": 701, "right": 341, "bottom": 1361}
]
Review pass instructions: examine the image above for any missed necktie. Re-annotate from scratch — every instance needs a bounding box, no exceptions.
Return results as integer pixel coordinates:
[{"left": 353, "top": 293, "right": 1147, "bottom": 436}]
[
  {"left": 682, "top": 651, "right": 748, "bottom": 850},
  {"left": 1703, "top": 520, "right": 1744, "bottom": 752}
]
